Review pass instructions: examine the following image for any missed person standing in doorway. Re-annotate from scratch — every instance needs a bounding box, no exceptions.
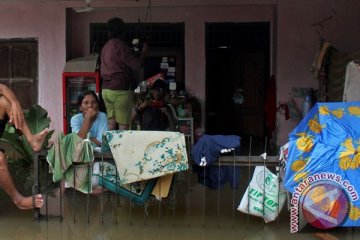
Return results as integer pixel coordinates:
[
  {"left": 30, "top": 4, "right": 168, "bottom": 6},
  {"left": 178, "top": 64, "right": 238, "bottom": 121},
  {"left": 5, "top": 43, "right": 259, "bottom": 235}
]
[{"left": 100, "top": 17, "right": 149, "bottom": 130}]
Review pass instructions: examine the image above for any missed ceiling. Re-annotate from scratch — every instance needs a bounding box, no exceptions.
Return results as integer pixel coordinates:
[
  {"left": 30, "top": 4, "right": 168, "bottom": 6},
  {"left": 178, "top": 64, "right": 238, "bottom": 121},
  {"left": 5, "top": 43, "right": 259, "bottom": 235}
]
[{"left": 0, "top": 0, "right": 257, "bottom": 12}]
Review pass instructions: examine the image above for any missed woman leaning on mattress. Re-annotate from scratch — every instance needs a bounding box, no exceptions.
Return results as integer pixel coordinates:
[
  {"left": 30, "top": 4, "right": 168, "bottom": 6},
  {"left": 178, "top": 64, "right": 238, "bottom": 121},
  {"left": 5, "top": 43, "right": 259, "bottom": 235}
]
[{"left": 68, "top": 90, "right": 108, "bottom": 194}]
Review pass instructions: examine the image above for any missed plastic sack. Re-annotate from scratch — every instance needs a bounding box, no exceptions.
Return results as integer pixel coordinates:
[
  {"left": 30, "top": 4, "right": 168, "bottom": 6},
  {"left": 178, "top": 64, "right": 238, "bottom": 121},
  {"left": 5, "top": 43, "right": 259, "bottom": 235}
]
[{"left": 237, "top": 165, "right": 286, "bottom": 222}]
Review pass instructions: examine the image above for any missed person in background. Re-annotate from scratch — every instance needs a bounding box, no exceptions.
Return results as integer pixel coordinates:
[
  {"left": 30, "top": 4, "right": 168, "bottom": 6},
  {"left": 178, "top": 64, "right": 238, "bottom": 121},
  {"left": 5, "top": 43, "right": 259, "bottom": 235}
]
[
  {"left": 0, "top": 83, "right": 48, "bottom": 209},
  {"left": 69, "top": 90, "right": 108, "bottom": 194},
  {"left": 135, "top": 79, "right": 169, "bottom": 131},
  {"left": 100, "top": 17, "right": 149, "bottom": 130}
]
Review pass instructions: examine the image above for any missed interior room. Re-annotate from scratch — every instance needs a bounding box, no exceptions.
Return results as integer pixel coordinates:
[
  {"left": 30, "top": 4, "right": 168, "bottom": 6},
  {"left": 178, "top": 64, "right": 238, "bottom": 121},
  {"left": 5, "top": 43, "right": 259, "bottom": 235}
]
[{"left": 1, "top": 0, "right": 360, "bottom": 239}]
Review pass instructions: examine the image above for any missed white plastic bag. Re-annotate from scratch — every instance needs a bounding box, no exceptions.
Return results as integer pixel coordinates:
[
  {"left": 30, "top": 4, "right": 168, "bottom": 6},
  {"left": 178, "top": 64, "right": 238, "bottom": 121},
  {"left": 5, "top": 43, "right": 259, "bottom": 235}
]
[{"left": 237, "top": 165, "right": 286, "bottom": 222}]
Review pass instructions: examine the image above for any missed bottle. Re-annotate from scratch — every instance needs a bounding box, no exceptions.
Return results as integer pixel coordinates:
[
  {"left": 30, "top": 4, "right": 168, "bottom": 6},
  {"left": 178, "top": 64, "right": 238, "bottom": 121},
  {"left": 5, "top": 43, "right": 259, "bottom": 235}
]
[
  {"left": 302, "top": 95, "right": 312, "bottom": 118},
  {"left": 177, "top": 104, "right": 184, "bottom": 117}
]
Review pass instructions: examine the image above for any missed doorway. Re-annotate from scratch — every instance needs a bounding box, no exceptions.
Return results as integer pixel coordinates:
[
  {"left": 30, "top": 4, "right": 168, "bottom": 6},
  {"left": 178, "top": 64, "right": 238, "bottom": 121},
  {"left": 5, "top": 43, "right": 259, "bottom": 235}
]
[{"left": 205, "top": 23, "right": 270, "bottom": 153}]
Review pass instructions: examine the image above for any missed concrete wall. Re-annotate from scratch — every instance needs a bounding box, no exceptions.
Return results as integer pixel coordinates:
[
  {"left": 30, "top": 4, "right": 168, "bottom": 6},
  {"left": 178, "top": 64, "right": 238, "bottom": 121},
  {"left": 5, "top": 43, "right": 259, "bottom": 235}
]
[
  {"left": 0, "top": 0, "right": 360, "bottom": 146},
  {"left": 0, "top": 2, "right": 66, "bottom": 135},
  {"left": 276, "top": 0, "right": 360, "bottom": 145}
]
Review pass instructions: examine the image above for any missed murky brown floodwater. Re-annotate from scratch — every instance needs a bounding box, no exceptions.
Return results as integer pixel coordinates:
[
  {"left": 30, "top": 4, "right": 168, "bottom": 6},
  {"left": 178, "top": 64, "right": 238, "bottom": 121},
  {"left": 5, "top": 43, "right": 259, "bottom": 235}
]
[{"left": 1, "top": 169, "right": 359, "bottom": 240}]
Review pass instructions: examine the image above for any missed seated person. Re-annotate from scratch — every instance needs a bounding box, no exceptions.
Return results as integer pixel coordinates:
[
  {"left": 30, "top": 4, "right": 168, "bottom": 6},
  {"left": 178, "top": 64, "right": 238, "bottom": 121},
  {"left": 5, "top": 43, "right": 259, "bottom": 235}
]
[
  {"left": 70, "top": 90, "right": 108, "bottom": 148},
  {"left": 68, "top": 90, "right": 108, "bottom": 194},
  {"left": 134, "top": 79, "right": 170, "bottom": 131}
]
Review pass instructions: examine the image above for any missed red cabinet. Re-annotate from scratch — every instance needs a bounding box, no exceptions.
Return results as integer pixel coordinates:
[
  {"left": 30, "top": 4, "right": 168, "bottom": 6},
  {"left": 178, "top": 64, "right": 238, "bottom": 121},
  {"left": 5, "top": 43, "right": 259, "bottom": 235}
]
[{"left": 62, "top": 72, "right": 100, "bottom": 134}]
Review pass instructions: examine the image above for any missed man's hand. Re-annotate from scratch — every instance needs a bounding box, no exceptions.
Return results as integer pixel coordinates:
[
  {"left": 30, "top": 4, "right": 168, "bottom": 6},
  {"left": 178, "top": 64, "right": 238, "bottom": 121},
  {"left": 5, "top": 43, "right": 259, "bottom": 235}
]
[
  {"left": 0, "top": 84, "right": 25, "bottom": 130},
  {"left": 8, "top": 100, "right": 24, "bottom": 130},
  {"left": 137, "top": 100, "right": 150, "bottom": 111}
]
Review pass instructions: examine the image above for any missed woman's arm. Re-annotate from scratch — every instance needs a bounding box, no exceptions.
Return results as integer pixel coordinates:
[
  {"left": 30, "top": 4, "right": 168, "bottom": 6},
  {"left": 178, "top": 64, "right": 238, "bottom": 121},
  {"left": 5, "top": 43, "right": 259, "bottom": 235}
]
[
  {"left": 93, "top": 112, "right": 108, "bottom": 146},
  {"left": 77, "top": 108, "right": 98, "bottom": 140}
]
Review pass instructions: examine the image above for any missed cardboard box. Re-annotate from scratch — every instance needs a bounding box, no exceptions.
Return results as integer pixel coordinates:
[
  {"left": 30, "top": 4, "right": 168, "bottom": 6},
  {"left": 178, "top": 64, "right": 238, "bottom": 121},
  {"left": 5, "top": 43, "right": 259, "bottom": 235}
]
[{"left": 63, "top": 54, "right": 99, "bottom": 72}]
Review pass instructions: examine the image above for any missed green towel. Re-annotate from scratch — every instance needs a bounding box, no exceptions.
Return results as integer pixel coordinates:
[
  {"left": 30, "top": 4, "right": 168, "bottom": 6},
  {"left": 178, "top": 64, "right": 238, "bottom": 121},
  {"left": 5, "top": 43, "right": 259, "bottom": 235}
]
[{"left": 46, "top": 133, "right": 94, "bottom": 194}]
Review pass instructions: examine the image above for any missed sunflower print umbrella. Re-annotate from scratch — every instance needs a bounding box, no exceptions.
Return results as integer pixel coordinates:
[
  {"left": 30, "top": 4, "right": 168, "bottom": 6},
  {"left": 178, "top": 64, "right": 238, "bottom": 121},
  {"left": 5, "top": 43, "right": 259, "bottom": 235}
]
[{"left": 284, "top": 102, "right": 360, "bottom": 227}]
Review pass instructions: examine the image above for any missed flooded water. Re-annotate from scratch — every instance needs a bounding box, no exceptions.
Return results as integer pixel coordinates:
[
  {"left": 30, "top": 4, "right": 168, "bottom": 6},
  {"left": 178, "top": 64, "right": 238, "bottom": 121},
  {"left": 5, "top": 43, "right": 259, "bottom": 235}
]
[{"left": 1, "top": 170, "right": 360, "bottom": 240}]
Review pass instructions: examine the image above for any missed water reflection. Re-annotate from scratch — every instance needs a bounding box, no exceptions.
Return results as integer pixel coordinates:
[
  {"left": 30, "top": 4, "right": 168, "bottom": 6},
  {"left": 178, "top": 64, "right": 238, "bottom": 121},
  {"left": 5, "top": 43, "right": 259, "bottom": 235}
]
[{"left": 1, "top": 172, "right": 360, "bottom": 240}]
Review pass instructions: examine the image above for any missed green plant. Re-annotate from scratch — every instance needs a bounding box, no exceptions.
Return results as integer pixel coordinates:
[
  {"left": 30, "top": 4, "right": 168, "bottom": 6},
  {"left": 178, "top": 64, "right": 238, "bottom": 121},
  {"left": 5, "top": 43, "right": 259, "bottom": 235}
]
[{"left": 0, "top": 104, "right": 54, "bottom": 164}]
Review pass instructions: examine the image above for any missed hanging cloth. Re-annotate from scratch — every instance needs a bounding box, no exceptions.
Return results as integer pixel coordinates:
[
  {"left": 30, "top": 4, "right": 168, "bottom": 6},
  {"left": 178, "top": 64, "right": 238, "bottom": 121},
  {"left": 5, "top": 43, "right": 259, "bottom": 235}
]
[
  {"left": 264, "top": 75, "right": 277, "bottom": 138},
  {"left": 343, "top": 61, "right": 360, "bottom": 102},
  {"left": 47, "top": 133, "right": 94, "bottom": 194},
  {"left": 104, "top": 130, "right": 188, "bottom": 185}
]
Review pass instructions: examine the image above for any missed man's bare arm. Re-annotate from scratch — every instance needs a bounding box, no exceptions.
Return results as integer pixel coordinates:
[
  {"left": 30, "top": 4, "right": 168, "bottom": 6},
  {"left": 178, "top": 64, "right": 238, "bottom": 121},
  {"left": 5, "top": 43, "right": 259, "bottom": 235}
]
[{"left": 0, "top": 84, "right": 24, "bottom": 130}]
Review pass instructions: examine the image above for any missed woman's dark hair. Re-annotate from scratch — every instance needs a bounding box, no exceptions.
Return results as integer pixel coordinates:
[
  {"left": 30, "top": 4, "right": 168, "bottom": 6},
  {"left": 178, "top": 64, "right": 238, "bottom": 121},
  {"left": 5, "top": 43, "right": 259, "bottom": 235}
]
[
  {"left": 107, "top": 17, "right": 124, "bottom": 38},
  {"left": 77, "top": 90, "right": 99, "bottom": 107}
]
